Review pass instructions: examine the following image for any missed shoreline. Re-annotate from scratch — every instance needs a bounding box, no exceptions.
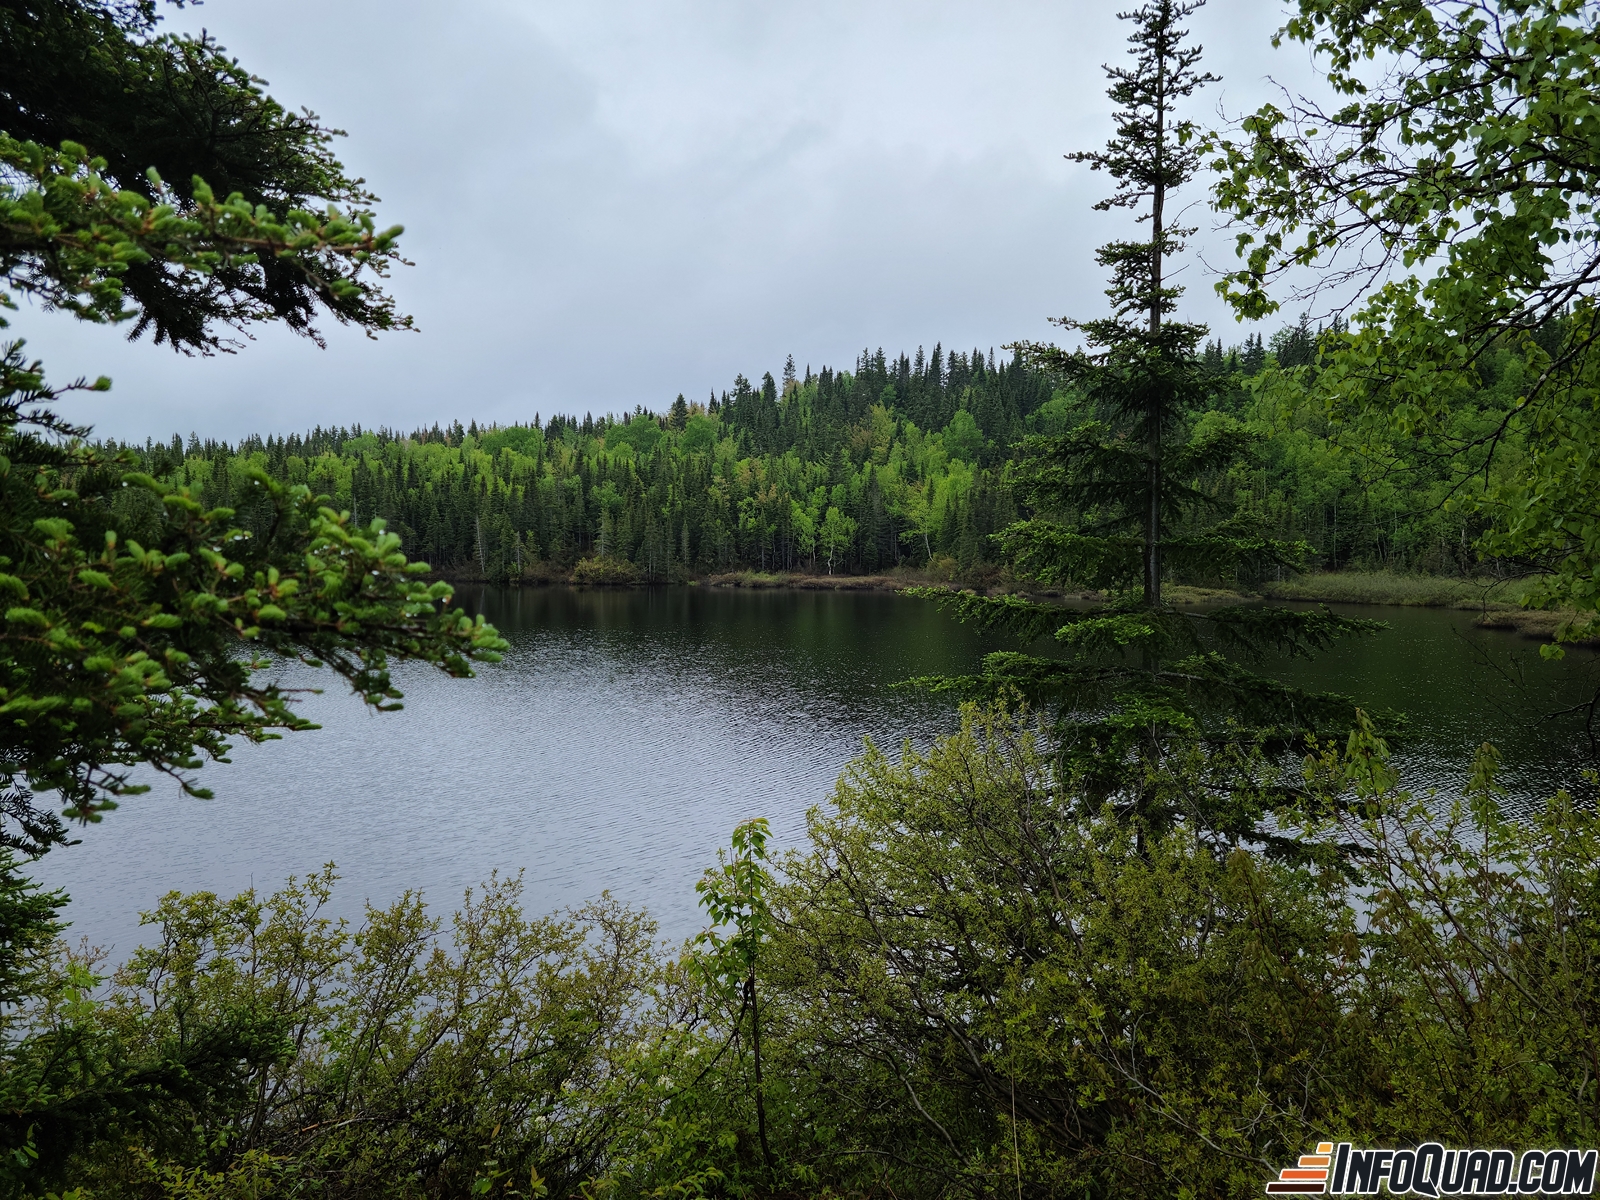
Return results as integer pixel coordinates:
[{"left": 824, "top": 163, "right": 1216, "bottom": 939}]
[
  {"left": 1255, "top": 570, "right": 1596, "bottom": 644},
  {"left": 444, "top": 565, "right": 1009, "bottom": 594},
  {"left": 443, "top": 567, "right": 1593, "bottom": 644}
]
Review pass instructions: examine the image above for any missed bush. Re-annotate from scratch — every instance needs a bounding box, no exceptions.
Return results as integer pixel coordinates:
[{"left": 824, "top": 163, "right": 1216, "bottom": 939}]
[
  {"left": 571, "top": 557, "right": 643, "bottom": 586},
  {"left": 16, "top": 711, "right": 1600, "bottom": 1198},
  {"left": 754, "top": 710, "right": 1364, "bottom": 1197},
  {"left": 17, "top": 872, "right": 708, "bottom": 1200}
]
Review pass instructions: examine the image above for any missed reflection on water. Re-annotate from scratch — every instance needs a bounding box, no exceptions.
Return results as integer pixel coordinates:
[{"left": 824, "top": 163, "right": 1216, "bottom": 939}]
[
  {"left": 1269, "top": 602, "right": 1600, "bottom": 809},
  {"left": 34, "top": 587, "right": 1600, "bottom": 953}
]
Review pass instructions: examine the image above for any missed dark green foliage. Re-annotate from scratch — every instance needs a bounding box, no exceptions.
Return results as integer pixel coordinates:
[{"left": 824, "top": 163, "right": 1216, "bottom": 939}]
[
  {"left": 20, "top": 712, "right": 1600, "bottom": 1198},
  {"left": 744, "top": 710, "right": 1600, "bottom": 1198},
  {"left": 759, "top": 711, "right": 1363, "bottom": 1198},
  {"left": 0, "top": 849, "right": 291, "bottom": 1194},
  {"left": 100, "top": 318, "right": 1563, "bottom": 590},
  {"left": 0, "top": 0, "right": 402, "bottom": 350},
  {"left": 98, "top": 347, "right": 1051, "bottom": 584},
  {"left": 0, "top": 849, "right": 61, "bottom": 1008},
  {"left": 0, "top": 866, "right": 686, "bottom": 1199},
  {"left": 4, "top": 1016, "right": 291, "bottom": 1195}
]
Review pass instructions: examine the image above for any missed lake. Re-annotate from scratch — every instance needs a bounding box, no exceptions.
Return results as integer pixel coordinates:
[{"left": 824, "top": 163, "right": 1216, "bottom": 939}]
[{"left": 35, "top": 586, "right": 1600, "bottom": 955}]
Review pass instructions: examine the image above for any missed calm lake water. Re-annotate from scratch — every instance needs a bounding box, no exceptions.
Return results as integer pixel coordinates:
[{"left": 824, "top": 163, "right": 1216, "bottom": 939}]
[{"left": 35, "top": 586, "right": 1600, "bottom": 955}]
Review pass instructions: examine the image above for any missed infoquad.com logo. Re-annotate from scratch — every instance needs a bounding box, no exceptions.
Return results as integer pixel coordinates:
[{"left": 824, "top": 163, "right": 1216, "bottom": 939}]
[{"left": 1266, "top": 1142, "right": 1599, "bottom": 1196}]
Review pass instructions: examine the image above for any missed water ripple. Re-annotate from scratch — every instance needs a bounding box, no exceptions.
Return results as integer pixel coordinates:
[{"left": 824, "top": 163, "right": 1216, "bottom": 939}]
[{"left": 34, "top": 588, "right": 1597, "bottom": 954}]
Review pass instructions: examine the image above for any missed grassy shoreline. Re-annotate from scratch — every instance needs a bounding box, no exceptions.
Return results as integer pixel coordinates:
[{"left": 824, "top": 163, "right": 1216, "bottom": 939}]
[
  {"left": 703, "top": 566, "right": 1002, "bottom": 592},
  {"left": 702, "top": 568, "right": 1596, "bottom": 644},
  {"left": 1256, "top": 569, "right": 1534, "bottom": 609},
  {"left": 1257, "top": 570, "right": 1596, "bottom": 643}
]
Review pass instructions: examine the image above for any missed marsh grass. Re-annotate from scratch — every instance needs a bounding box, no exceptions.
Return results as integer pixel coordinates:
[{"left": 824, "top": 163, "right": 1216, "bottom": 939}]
[
  {"left": 1258, "top": 570, "right": 1535, "bottom": 610},
  {"left": 1253, "top": 571, "right": 1600, "bottom": 643}
]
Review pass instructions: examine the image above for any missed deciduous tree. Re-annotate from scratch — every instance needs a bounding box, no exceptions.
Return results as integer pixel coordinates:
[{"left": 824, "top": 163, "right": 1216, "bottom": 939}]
[{"left": 1209, "top": 0, "right": 1600, "bottom": 640}]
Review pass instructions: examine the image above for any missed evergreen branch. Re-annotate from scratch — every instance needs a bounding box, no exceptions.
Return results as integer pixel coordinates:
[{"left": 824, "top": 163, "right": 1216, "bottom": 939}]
[
  {"left": 1162, "top": 530, "right": 1310, "bottom": 578},
  {"left": 994, "top": 522, "right": 1143, "bottom": 592},
  {"left": 900, "top": 588, "right": 1071, "bottom": 643},
  {"left": 1199, "top": 605, "right": 1385, "bottom": 662},
  {"left": 1054, "top": 610, "right": 1201, "bottom": 659},
  {"left": 0, "top": 136, "right": 410, "bottom": 349}
]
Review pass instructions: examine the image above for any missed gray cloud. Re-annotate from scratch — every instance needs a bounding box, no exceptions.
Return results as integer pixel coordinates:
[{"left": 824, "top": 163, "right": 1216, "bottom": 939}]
[{"left": 12, "top": 0, "right": 1312, "bottom": 441}]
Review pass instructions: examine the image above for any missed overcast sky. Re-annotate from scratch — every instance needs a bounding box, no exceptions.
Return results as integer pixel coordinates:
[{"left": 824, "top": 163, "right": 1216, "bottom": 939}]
[{"left": 14, "top": 0, "right": 1317, "bottom": 442}]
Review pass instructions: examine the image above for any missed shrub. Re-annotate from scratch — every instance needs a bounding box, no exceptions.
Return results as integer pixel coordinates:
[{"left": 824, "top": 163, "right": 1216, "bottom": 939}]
[{"left": 571, "top": 557, "right": 643, "bottom": 586}]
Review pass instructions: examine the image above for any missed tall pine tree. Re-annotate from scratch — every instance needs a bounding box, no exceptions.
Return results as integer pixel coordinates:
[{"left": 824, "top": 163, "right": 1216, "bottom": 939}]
[{"left": 915, "top": 0, "right": 1378, "bottom": 849}]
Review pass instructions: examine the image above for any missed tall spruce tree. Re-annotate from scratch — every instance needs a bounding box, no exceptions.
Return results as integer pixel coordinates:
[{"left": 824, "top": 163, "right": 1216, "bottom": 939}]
[{"left": 915, "top": 0, "right": 1378, "bottom": 848}]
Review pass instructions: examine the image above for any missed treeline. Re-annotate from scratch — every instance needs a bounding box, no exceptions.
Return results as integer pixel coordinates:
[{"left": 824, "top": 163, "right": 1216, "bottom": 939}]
[
  {"left": 1203, "top": 316, "right": 1539, "bottom": 580},
  {"left": 105, "top": 327, "right": 1537, "bottom": 585},
  {"left": 109, "top": 346, "right": 1050, "bottom": 582}
]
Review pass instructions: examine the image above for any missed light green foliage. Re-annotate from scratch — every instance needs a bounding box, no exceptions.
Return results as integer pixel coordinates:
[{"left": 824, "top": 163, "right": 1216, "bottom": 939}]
[
  {"left": 36, "top": 870, "right": 690, "bottom": 1200},
  {"left": 478, "top": 426, "right": 545, "bottom": 458},
  {"left": 1210, "top": 0, "right": 1600, "bottom": 640},
  {"left": 104, "top": 352, "right": 1037, "bottom": 585},
  {"left": 1201, "top": 332, "right": 1551, "bottom": 579},
  {"left": 694, "top": 819, "right": 772, "bottom": 995},
  {"left": 817, "top": 507, "right": 857, "bottom": 575},
  {"left": 941, "top": 408, "right": 984, "bottom": 463},
  {"left": 679, "top": 413, "right": 720, "bottom": 456},
  {"left": 605, "top": 415, "right": 664, "bottom": 457},
  {"left": 692, "top": 819, "right": 776, "bottom": 1179}
]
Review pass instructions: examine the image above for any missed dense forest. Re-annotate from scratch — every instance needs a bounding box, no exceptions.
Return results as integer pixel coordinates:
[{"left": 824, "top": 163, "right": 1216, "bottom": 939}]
[{"left": 103, "top": 322, "right": 1535, "bottom": 586}]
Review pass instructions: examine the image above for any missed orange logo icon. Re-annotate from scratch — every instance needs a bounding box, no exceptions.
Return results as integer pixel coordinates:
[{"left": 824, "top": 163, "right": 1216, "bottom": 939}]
[{"left": 1268, "top": 1143, "right": 1335, "bottom": 1194}]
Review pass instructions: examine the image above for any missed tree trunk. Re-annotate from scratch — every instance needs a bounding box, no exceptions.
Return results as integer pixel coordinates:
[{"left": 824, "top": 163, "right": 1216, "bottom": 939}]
[
  {"left": 1145, "top": 42, "right": 1167, "bottom": 612},
  {"left": 747, "top": 971, "right": 776, "bottom": 1176}
]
